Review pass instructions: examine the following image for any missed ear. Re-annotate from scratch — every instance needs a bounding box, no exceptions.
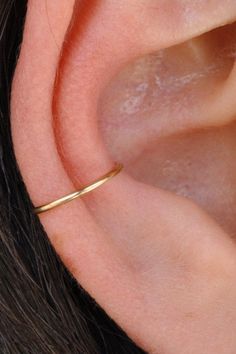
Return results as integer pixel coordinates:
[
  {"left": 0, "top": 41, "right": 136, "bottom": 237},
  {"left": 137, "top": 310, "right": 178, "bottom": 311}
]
[{"left": 11, "top": 1, "right": 236, "bottom": 353}]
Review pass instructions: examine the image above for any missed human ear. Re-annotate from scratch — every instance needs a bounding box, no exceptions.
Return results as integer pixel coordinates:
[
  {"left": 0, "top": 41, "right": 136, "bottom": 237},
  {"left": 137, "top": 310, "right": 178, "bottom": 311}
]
[{"left": 11, "top": 1, "right": 236, "bottom": 353}]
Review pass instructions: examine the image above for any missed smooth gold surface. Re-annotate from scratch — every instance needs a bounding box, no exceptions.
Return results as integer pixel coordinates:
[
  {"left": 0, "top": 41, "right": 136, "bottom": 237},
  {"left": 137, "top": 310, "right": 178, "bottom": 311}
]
[{"left": 34, "top": 163, "right": 123, "bottom": 215}]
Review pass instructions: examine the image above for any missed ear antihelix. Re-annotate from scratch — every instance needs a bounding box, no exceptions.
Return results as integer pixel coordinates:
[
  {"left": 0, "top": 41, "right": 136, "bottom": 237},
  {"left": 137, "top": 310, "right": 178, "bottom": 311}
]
[{"left": 54, "top": 1, "right": 236, "bottom": 187}]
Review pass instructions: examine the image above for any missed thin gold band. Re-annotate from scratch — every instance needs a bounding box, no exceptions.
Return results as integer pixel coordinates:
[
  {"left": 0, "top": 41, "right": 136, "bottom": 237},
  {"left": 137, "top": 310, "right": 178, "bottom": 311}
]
[{"left": 34, "top": 163, "right": 123, "bottom": 215}]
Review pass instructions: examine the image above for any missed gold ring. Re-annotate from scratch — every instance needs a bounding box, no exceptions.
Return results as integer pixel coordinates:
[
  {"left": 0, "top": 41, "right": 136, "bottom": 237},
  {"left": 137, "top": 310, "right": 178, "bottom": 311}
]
[{"left": 34, "top": 163, "right": 123, "bottom": 215}]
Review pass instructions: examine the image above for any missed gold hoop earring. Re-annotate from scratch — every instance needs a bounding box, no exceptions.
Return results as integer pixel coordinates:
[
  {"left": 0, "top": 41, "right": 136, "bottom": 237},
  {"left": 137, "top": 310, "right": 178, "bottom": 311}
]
[{"left": 34, "top": 163, "right": 123, "bottom": 215}]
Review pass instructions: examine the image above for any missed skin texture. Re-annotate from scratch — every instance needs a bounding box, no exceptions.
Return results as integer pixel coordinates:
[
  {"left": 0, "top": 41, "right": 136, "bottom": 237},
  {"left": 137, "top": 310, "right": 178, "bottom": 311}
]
[
  {"left": 99, "top": 22, "right": 236, "bottom": 237},
  {"left": 11, "top": 1, "right": 236, "bottom": 353}
]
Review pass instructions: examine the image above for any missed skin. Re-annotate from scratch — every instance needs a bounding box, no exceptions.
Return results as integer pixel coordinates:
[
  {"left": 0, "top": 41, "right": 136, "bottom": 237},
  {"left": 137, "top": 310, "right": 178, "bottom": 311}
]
[{"left": 11, "top": 1, "right": 236, "bottom": 353}]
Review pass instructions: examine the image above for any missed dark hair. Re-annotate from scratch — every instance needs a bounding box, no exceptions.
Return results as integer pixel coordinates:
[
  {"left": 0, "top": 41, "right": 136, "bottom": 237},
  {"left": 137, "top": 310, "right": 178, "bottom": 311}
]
[{"left": 0, "top": 2, "right": 146, "bottom": 353}]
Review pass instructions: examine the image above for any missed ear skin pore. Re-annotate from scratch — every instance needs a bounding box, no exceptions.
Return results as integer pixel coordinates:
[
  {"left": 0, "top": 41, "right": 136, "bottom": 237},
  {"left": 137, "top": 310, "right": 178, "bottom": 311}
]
[{"left": 11, "top": 1, "right": 236, "bottom": 353}]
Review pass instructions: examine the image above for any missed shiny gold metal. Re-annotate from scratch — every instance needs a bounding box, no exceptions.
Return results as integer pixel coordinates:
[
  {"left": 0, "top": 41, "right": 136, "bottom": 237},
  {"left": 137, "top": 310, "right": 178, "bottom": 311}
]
[{"left": 34, "top": 163, "right": 123, "bottom": 215}]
